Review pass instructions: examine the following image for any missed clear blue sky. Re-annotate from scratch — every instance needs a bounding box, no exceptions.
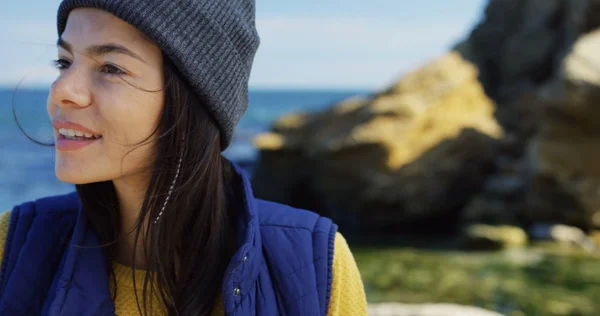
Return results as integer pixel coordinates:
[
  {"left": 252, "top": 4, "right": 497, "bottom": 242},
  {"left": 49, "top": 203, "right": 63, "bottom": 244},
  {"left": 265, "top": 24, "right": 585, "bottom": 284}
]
[{"left": 0, "top": 0, "right": 485, "bottom": 90}]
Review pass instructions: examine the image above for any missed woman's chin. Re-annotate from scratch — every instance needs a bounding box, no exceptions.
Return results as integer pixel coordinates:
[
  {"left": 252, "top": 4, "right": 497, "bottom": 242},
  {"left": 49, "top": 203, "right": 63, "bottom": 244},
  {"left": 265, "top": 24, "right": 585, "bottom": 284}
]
[
  {"left": 55, "top": 168, "right": 95, "bottom": 185},
  {"left": 56, "top": 174, "right": 88, "bottom": 185}
]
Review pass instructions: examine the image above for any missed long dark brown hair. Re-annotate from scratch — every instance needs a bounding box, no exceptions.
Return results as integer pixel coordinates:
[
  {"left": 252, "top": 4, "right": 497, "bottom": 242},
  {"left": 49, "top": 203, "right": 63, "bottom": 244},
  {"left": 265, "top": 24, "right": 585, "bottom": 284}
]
[{"left": 13, "top": 53, "right": 240, "bottom": 315}]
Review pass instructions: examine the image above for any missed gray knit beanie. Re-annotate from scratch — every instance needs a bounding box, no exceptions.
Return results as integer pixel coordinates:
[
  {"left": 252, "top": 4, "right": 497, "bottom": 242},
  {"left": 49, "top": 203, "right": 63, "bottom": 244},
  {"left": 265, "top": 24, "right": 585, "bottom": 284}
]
[{"left": 56, "top": 0, "right": 261, "bottom": 151}]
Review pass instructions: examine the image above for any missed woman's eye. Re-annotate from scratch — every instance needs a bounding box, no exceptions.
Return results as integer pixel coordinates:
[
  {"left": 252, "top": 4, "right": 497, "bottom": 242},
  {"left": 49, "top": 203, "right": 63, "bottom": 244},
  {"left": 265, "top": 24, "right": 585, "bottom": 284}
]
[
  {"left": 51, "top": 58, "right": 70, "bottom": 70},
  {"left": 50, "top": 58, "right": 126, "bottom": 76},
  {"left": 100, "top": 64, "right": 126, "bottom": 76}
]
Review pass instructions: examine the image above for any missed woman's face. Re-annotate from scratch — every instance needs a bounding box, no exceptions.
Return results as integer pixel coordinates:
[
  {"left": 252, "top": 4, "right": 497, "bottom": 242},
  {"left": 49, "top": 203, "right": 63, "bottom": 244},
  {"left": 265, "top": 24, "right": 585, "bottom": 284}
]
[{"left": 48, "top": 8, "right": 165, "bottom": 185}]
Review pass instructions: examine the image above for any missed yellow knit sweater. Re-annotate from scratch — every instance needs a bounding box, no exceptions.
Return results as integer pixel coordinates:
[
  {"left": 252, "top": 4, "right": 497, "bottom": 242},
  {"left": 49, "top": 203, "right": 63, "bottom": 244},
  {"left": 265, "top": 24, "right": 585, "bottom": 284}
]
[{"left": 0, "top": 210, "right": 367, "bottom": 315}]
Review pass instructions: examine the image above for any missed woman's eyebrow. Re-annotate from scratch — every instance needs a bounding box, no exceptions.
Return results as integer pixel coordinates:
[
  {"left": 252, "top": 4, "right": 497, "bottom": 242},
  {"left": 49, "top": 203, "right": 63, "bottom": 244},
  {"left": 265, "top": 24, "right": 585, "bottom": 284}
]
[{"left": 56, "top": 37, "right": 147, "bottom": 64}]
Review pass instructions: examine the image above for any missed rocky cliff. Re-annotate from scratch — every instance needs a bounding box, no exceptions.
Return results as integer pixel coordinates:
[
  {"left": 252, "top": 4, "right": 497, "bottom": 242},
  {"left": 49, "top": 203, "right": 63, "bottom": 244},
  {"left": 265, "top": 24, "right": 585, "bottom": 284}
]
[{"left": 251, "top": 0, "right": 600, "bottom": 239}]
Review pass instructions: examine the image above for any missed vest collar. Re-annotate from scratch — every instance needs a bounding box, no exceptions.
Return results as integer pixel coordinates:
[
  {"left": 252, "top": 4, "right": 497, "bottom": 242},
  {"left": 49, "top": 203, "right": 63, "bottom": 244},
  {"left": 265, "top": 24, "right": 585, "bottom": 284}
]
[
  {"left": 51, "top": 159, "right": 263, "bottom": 314},
  {"left": 220, "top": 160, "right": 263, "bottom": 313}
]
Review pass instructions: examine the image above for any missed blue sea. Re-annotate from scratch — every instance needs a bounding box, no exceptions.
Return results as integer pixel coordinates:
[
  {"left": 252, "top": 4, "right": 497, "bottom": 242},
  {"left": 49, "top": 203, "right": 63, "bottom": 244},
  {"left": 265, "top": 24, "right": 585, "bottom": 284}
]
[{"left": 0, "top": 87, "right": 369, "bottom": 210}]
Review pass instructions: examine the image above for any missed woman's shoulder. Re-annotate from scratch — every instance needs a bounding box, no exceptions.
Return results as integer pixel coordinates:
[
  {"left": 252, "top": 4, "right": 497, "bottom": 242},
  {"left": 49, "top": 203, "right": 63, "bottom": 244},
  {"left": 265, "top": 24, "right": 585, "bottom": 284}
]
[
  {"left": 7, "top": 191, "right": 80, "bottom": 217},
  {"left": 329, "top": 230, "right": 368, "bottom": 315},
  {"left": 255, "top": 198, "right": 336, "bottom": 230},
  {"left": 0, "top": 210, "right": 12, "bottom": 260},
  {"left": 0, "top": 191, "right": 80, "bottom": 260},
  {"left": 0, "top": 209, "right": 11, "bottom": 222}
]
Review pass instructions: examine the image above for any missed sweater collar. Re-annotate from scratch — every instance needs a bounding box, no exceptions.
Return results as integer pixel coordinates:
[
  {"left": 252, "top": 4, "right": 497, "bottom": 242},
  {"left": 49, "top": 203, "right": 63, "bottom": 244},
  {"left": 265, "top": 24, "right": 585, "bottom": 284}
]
[{"left": 52, "top": 159, "right": 262, "bottom": 314}]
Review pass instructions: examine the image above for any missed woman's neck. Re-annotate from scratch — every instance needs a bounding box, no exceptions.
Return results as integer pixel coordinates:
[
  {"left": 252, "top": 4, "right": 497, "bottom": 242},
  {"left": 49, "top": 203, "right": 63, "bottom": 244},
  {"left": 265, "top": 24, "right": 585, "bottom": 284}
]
[{"left": 112, "top": 171, "right": 152, "bottom": 269}]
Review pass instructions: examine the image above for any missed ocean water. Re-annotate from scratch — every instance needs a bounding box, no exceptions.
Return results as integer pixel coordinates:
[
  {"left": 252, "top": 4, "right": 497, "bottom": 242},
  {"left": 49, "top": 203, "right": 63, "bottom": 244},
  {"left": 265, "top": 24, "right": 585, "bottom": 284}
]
[{"left": 0, "top": 87, "right": 369, "bottom": 210}]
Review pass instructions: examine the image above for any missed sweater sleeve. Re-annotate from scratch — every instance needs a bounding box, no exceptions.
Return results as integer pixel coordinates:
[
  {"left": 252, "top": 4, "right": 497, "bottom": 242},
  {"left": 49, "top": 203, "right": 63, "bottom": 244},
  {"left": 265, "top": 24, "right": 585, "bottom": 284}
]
[
  {"left": 0, "top": 210, "right": 11, "bottom": 261},
  {"left": 327, "top": 231, "right": 368, "bottom": 316}
]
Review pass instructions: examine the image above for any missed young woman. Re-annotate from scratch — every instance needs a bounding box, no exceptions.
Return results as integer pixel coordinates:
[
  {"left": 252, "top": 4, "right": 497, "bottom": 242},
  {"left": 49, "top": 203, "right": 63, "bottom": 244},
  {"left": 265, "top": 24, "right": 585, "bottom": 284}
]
[{"left": 0, "top": 1, "right": 367, "bottom": 315}]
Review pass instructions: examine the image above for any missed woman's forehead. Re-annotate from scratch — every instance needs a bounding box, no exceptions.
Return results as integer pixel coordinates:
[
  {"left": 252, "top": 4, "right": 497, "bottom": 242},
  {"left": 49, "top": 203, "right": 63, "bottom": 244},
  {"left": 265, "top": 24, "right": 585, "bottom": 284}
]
[
  {"left": 63, "top": 8, "right": 152, "bottom": 46},
  {"left": 61, "top": 8, "right": 161, "bottom": 61}
]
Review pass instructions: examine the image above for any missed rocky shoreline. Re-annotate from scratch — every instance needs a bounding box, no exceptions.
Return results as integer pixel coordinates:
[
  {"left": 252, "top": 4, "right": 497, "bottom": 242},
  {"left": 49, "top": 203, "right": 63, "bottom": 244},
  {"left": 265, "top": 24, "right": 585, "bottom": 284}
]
[
  {"left": 368, "top": 303, "right": 504, "bottom": 316},
  {"left": 250, "top": 0, "right": 600, "bottom": 251}
]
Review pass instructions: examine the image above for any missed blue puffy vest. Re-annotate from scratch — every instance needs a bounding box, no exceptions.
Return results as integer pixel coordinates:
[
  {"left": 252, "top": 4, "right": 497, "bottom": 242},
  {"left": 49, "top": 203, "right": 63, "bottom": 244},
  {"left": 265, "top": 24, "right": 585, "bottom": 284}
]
[{"left": 0, "top": 161, "right": 338, "bottom": 315}]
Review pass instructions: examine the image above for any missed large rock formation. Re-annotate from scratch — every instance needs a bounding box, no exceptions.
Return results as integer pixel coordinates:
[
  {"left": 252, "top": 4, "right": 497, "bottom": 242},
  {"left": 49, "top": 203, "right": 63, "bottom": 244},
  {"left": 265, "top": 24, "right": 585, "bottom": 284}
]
[
  {"left": 463, "top": 1, "right": 600, "bottom": 231},
  {"left": 251, "top": 0, "right": 600, "bottom": 236},
  {"left": 458, "top": 0, "right": 599, "bottom": 229},
  {"left": 525, "top": 29, "right": 600, "bottom": 229},
  {"left": 252, "top": 52, "right": 502, "bottom": 234}
]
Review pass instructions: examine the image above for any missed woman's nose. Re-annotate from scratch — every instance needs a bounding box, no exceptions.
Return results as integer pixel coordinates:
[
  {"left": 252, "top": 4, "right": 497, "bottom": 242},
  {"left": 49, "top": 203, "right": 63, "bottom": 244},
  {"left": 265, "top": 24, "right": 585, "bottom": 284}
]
[{"left": 49, "top": 64, "right": 92, "bottom": 109}]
